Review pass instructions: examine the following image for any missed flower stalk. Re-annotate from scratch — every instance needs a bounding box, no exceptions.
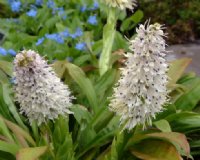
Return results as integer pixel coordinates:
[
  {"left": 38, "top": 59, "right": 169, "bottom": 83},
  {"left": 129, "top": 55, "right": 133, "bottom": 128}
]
[{"left": 99, "top": 8, "right": 117, "bottom": 76}]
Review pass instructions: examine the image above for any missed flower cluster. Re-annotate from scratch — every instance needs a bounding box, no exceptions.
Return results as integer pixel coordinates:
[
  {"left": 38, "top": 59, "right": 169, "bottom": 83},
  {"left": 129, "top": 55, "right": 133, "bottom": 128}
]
[
  {"left": 104, "top": 0, "right": 137, "bottom": 10},
  {"left": 87, "top": 15, "right": 98, "bottom": 25},
  {"left": 14, "top": 50, "right": 74, "bottom": 125},
  {"left": 9, "top": 0, "right": 21, "bottom": 12},
  {"left": 109, "top": 22, "right": 169, "bottom": 130}
]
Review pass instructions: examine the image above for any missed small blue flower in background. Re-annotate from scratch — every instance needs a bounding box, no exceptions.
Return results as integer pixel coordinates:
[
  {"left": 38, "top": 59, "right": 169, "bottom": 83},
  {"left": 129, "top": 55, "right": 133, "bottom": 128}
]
[
  {"left": 90, "top": 1, "right": 99, "bottom": 10},
  {"left": 45, "top": 33, "right": 57, "bottom": 40},
  {"left": 54, "top": 34, "right": 64, "bottom": 44},
  {"left": 75, "top": 42, "right": 86, "bottom": 51},
  {"left": 60, "top": 29, "right": 69, "bottom": 38},
  {"left": 57, "top": 7, "right": 67, "bottom": 20},
  {"left": 75, "top": 28, "right": 83, "bottom": 37},
  {"left": 47, "top": 0, "right": 55, "bottom": 8},
  {"left": 80, "top": 5, "right": 87, "bottom": 12},
  {"left": 10, "top": 1, "right": 21, "bottom": 13},
  {"left": 45, "top": 33, "right": 64, "bottom": 44},
  {"left": 0, "top": 47, "right": 7, "bottom": 56},
  {"left": 36, "top": 37, "right": 45, "bottom": 46},
  {"left": 35, "top": 0, "right": 43, "bottom": 6},
  {"left": 87, "top": 15, "right": 97, "bottom": 25},
  {"left": 70, "top": 28, "right": 83, "bottom": 39},
  {"left": 7, "top": 49, "right": 16, "bottom": 56},
  {"left": 27, "top": 9, "right": 37, "bottom": 17}
]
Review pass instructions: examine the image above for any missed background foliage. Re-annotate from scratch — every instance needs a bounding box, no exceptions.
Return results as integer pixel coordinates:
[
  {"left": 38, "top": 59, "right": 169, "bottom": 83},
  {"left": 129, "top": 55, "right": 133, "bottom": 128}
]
[{"left": 139, "top": 0, "right": 200, "bottom": 44}]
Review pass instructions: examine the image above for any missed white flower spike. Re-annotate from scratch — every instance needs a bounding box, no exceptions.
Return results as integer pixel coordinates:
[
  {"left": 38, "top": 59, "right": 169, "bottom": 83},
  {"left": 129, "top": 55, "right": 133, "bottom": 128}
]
[
  {"left": 14, "top": 50, "right": 74, "bottom": 125},
  {"left": 109, "top": 22, "right": 169, "bottom": 130},
  {"left": 104, "top": 0, "right": 137, "bottom": 10}
]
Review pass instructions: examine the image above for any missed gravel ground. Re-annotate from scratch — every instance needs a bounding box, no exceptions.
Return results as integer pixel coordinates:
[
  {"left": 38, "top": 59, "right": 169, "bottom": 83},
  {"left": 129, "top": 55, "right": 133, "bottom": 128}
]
[{"left": 167, "top": 41, "right": 200, "bottom": 75}]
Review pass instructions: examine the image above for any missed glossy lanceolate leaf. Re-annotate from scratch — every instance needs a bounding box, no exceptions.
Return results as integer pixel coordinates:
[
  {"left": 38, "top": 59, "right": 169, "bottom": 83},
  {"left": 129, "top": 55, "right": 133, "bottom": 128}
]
[{"left": 16, "top": 146, "right": 48, "bottom": 160}]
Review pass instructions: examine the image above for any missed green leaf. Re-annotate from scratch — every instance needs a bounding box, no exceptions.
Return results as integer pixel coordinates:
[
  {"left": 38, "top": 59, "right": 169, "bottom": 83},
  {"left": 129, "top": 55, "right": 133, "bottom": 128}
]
[
  {"left": 1, "top": 84, "right": 27, "bottom": 130},
  {"left": 175, "top": 80, "right": 200, "bottom": 111},
  {"left": 71, "top": 105, "right": 92, "bottom": 124},
  {"left": 1, "top": 117, "right": 36, "bottom": 147},
  {"left": 0, "top": 60, "right": 13, "bottom": 77},
  {"left": 168, "top": 58, "right": 192, "bottom": 87},
  {"left": 166, "top": 112, "right": 200, "bottom": 133},
  {"left": 154, "top": 119, "right": 172, "bottom": 132},
  {"left": 128, "top": 132, "right": 190, "bottom": 157},
  {"left": 120, "top": 10, "right": 144, "bottom": 32},
  {"left": 16, "top": 146, "right": 48, "bottom": 160},
  {"left": 110, "top": 138, "right": 118, "bottom": 160},
  {"left": 65, "top": 62, "right": 98, "bottom": 112},
  {"left": 99, "top": 8, "right": 116, "bottom": 75},
  {"left": 130, "top": 139, "right": 182, "bottom": 160},
  {"left": 94, "top": 69, "right": 118, "bottom": 103},
  {"left": 53, "top": 61, "right": 98, "bottom": 113},
  {"left": 146, "top": 132, "right": 190, "bottom": 157},
  {"left": 0, "top": 151, "right": 15, "bottom": 160},
  {"left": 0, "top": 140, "right": 20, "bottom": 155},
  {"left": 0, "top": 117, "right": 14, "bottom": 142},
  {"left": 0, "top": 70, "right": 9, "bottom": 84}
]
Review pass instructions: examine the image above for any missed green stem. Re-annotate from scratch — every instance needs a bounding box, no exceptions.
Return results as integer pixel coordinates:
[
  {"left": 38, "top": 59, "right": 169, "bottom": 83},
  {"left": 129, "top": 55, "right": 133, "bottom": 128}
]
[
  {"left": 40, "top": 123, "right": 55, "bottom": 159},
  {"left": 99, "top": 8, "right": 117, "bottom": 76}
]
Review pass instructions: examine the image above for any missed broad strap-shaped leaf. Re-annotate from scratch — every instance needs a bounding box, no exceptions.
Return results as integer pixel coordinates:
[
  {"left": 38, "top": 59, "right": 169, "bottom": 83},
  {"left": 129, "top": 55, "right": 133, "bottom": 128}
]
[
  {"left": 146, "top": 132, "right": 190, "bottom": 157},
  {"left": 128, "top": 132, "right": 190, "bottom": 158},
  {"left": 53, "top": 61, "right": 98, "bottom": 113},
  {"left": 71, "top": 104, "right": 92, "bottom": 124},
  {"left": 94, "top": 69, "right": 118, "bottom": 104},
  {"left": 166, "top": 112, "right": 200, "bottom": 133},
  {"left": 153, "top": 119, "right": 172, "bottom": 132},
  {"left": 175, "top": 79, "right": 200, "bottom": 111},
  {"left": 120, "top": 10, "right": 144, "bottom": 32},
  {"left": 99, "top": 8, "right": 116, "bottom": 76},
  {"left": 1, "top": 84, "right": 27, "bottom": 130},
  {"left": 0, "top": 116, "right": 36, "bottom": 147},
  {"left": 130, "top": 139, "right": 182, "bottom": 160},
  {"left": 168, "top": 58, "right": 192, "bottom": 87},
  {"left": 0, "top": 60, "right": 13, "bottom": 77},
  {"left": 16, "top": 146, "right": 48, "bottom": 160},
  {"left": 0, "top": 140, "right": 20, "bottom": 155}
]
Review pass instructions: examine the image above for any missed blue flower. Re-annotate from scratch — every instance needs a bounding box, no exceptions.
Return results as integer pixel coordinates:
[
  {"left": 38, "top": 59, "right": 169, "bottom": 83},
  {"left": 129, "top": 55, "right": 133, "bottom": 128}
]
[
  {"left": 75, "top": 42, "right": 86, "bottom": 51},
  {"left": 60, "top": 29, "right": 69, "bottom": 38},
  {"left": 47, "top": 0, "right": 55, "bottom": 8},
  {"left": 90, "top": 1, "right": 99, "bottom": 10},
  {"left": 10, "top": 1, "right": 21, "bottom": 13},
  {"left": 57, "top": 7, "right": 67, "bottom": 20},
  {"left": 35, "top": 0, "right": 43, "bottom": 6},
  {"left": 27, "top": 9, "right": 37, "bottom": 17},
  {"left": 45, "top": 33, "right": 64, "bottom": 44},
  {"left": 54, "top": 34, "right": 64, "bottom": 44},
  {"left": 36, "top": 37, "right": 45, "bottom": 46},
  {"left": 80, "top": 5, "right": 87, "bottom": 12},
  {"left": 70, "top": 28, "right": 83, "bottom": 39},
  {"left": 7, "top": 49, "right": 16, "bottom": 56},
  {"left": 75, "top": 28, "right": 83, "bottom": 37},
  {"left": 0, "top": 47, "right": 7, "bottom": 56},
  {"left": 87, "top": 15, "right": 97, "bottom": 25}
]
